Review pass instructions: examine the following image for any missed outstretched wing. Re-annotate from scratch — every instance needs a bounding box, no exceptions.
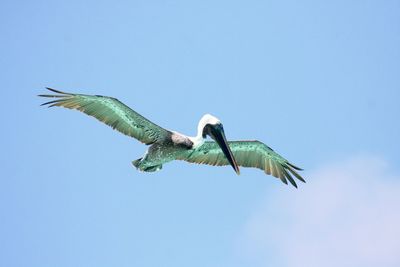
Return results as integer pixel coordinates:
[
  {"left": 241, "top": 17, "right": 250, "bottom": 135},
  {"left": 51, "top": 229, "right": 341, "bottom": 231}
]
[
  {"left": 39, "top": 87, "right": 170, "bottom": 144},
  {"left": 180, "top": 140, "right": 305, "bottom": 188}
]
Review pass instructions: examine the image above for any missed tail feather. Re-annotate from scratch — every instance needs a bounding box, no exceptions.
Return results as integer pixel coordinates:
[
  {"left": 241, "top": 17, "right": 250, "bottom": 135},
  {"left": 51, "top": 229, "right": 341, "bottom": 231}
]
[{"left": 132, "top": 158, "right": 142, "bottom": 168}]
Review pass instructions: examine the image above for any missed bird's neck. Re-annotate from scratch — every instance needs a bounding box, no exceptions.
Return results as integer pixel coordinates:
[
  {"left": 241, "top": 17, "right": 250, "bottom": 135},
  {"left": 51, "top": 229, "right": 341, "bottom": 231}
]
[{"left": 189, "top": 123, "right": 205, "bottom": 149}]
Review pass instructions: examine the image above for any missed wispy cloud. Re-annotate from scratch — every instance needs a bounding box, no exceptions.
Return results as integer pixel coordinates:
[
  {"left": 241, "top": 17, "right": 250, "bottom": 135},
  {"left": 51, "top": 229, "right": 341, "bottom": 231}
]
[{"left": 240, "top": 156, "right": 400, "bottom": 267}]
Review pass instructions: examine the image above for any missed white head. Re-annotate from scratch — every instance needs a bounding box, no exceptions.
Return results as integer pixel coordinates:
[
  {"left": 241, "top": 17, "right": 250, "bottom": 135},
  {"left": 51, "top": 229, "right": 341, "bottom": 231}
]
[
  {"left": 194, "top": 113, "right": 240, "bottom": 174},
  {"left": 197, "top": 114, "right": 221, "bottom": 135}
]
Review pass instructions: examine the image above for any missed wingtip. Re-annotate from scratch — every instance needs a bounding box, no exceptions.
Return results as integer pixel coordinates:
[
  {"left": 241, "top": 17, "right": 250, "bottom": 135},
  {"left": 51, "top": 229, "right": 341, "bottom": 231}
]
[
  {"left": 286, "top": 166, "right": 306, "bottom": 183},
  {"left": 287, "top": 177, "right": 298, "bottom": 188},
  {"left": 45, "top": 87, "right": 70, "bottom": 95},
  {"left": 287, "top": 162, "right": 303, "bottom": 171}
]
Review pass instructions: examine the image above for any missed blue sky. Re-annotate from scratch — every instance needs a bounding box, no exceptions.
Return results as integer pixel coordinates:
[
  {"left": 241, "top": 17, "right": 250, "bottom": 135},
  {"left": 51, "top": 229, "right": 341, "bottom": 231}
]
[{"left": 1, "top": 1, "right": 399, "bottom": 266}]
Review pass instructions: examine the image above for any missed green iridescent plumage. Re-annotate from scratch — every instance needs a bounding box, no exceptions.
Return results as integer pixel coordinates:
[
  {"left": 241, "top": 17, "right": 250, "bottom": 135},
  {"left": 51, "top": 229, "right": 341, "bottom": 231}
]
[
  {"left": 39, "top": 88, "right": 305, "bottom": 188},
  {"left": 180, "top": 141, "right": 304, "bottom": 188},
  {"left": 39, "top": 88, "right": 170, "bottom": 144}
]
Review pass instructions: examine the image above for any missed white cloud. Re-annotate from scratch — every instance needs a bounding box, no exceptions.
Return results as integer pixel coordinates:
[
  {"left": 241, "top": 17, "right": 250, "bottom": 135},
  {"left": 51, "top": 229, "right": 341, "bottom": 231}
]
[{"left": 240, "top": 155, "right": 400, "bottom": 267}]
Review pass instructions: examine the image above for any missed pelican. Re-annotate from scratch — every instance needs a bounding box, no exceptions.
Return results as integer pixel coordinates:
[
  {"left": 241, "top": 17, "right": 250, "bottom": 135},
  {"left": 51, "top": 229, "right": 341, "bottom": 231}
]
[{"left": 39, "top": 88, "right": 305, "bottom": 187}]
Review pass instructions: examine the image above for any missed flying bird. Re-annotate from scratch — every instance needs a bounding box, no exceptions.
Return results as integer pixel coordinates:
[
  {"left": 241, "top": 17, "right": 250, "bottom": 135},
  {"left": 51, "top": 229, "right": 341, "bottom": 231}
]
[{"left": 39, "top": 88, "right": 305, "bottom": 187}]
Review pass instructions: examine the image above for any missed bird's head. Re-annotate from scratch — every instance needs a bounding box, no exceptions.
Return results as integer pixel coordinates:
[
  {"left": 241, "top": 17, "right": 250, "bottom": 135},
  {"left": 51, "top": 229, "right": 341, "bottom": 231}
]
[{"left": 198, "top": 114, "right": 240, "bottom": 175}]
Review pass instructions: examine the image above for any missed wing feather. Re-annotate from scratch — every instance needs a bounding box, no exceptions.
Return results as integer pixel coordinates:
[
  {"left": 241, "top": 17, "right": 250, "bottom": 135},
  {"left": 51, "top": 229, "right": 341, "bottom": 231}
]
[
  {"left": 39, "top": 88, "right": 170, "bottom": 144},
  {"left": 179, "top": 140, "right": 305, "bottom": 187},
  {"left": 264, "top": 159, "right": 272, "bottom": 175}
]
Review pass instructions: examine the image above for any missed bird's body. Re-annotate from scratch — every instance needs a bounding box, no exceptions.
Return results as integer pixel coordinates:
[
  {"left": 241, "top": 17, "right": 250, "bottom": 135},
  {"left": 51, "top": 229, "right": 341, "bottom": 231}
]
[
  {"left": 39, "top": 88, "right": 305, "bottom": 187},
  {"left": 132, "top": 132, "right": 194, "bottom": 172}
]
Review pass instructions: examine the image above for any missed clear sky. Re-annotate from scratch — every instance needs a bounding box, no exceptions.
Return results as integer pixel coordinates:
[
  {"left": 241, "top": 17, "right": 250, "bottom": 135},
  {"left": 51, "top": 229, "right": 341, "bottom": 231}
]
[{"left": 1, "top": 1, "right": 399, "bottom": 266}]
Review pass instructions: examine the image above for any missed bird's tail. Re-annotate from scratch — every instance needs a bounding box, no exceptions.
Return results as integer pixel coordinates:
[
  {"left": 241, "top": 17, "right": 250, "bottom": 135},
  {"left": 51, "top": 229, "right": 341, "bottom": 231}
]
[
  {"left": 131, "top": 158, "right": 163, "bottom": 172},
  {"left": 132, "top": 158, "right": 142, "bottom": 169}
]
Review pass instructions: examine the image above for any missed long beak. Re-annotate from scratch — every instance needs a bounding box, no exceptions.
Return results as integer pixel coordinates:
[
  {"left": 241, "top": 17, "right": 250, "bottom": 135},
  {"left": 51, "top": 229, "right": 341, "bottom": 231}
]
[{"left": 208, "top": 125, "right": 240, "bottom": 175}]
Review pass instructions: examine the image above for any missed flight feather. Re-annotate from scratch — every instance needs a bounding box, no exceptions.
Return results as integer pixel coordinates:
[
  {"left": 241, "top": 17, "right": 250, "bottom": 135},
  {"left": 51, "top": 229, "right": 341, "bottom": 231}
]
[
  {"left": 180, "top": 140, "right": 305, "bottom": 187},
  {"left": 39, "top": 88, "right": 170, "bottom": 144}
]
